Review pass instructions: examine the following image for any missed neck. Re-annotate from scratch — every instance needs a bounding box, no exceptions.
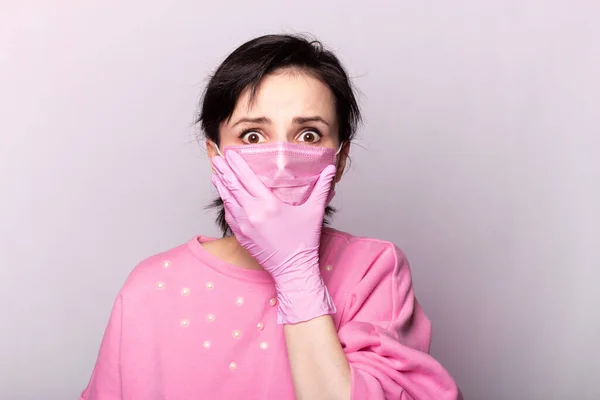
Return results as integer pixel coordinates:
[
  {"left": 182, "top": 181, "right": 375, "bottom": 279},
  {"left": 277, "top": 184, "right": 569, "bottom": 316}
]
[{"left": 218, "top": 235, "right": 264, "bottom": 271}]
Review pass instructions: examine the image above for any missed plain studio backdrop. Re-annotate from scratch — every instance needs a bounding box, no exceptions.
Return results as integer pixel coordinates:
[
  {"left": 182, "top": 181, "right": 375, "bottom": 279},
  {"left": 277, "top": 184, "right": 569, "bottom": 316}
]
[{"left": 1, "top": 1, "right": 598, "bottom": 399}]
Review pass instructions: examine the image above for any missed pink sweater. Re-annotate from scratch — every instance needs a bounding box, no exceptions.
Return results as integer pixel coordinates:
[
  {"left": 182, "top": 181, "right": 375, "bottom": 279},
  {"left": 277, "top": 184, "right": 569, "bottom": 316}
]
[{"left": 81, "top": 228, "right": 460, "bottom": 399}]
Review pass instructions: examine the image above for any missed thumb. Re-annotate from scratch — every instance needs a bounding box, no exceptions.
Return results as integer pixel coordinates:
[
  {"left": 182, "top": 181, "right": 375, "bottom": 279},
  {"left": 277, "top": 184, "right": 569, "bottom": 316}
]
[{"left": 306, "top": 164, "right": 337, "bottom": 207}]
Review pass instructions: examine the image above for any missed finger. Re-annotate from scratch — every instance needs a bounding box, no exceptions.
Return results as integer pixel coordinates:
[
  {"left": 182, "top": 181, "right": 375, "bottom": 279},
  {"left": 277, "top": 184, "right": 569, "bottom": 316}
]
[
  {"left": 306, "top": 164, "right": 337, "bottom": 207},
  {"left": 212, "top": 155, "right": 248, "bottom": 200},
  {"left": 222, "top": 200, "right": 246, "bottom": 236},
  {"left": 225, "top": 150, "right": 271, "bottom": 199},
  {"left": 213, "top": 177, "right": 247, "bottom": 236},
  {"left": 325, "top": 188, "right": 336, "bottom": 206},
  {"left": 212, "top": 155, "right": 233, "bottom": 179},
  {"left": 211, "top": 173, "right": 242, "bottom": 211},
  {"left": 214, "top": 152, "right": 264, "bottom": 203}
]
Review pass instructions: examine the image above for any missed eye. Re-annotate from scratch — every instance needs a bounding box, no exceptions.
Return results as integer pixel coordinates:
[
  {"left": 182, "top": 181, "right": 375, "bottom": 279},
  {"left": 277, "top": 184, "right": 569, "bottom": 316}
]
[
  {"left": 240, "top": 130, "right": 266, "bottom": 144},
  {"left": 296, "top": 130, "right": 321, "bottom": 144}
]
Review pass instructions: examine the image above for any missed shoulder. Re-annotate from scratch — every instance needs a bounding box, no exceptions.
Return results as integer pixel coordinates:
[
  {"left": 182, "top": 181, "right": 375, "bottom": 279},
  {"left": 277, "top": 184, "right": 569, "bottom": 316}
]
[
  {"left": 119, "top": 239, "right": 199, "bottom": 300},
  {"left": 323, "top": 229, "right": 426, "bottom": 335},
  {"left": 322, "top": 228, "right": 409, "bottom": 279},
  {"left": 321, "top": 228, "right": 415, "bottom": 309}
]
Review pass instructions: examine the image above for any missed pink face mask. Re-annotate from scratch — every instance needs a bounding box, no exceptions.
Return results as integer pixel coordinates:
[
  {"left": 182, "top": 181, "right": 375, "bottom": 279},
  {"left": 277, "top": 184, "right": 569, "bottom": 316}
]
[{"left": 214, "top": 142, "right": 341, "bottom": 206}]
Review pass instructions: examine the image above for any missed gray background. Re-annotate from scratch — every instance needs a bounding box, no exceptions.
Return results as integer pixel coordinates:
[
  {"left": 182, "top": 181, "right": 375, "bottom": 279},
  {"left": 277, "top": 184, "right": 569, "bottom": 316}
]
[{"left": 1, "top": 1, "right": 598, "bottom": 399}]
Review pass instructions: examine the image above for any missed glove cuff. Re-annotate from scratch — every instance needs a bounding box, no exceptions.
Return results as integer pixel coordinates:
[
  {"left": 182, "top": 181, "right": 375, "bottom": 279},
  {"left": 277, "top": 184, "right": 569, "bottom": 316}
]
[{"left": 275, "top": 274, "right": 336, "bottom": 324}]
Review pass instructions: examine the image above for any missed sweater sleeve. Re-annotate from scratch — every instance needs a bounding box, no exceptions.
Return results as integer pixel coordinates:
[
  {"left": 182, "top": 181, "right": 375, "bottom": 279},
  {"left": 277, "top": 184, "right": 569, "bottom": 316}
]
[
  {"left": 80, "top": 294, "right": 123, "bottom": 400},
  {"left": 337, "top": 243, "right": 461, "bottom": 400}
]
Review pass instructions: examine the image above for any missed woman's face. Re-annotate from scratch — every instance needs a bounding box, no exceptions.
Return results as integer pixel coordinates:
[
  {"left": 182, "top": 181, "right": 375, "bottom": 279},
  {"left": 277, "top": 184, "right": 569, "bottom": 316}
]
[{"left": 207, "top": 69, "right": 349, "bottom": 183}]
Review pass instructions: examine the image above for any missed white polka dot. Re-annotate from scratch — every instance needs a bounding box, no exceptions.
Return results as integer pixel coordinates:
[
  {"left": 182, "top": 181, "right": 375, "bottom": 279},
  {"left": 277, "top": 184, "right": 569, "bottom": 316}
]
[
  {"left": 203, "top": 340, "right": 211, "bottom": 349},
  {"left": 181, "top": 288, "right": 190, "bottom": 296},
  {"left": 260, "top": 341, "right": 268, "bottom": 350},
  {"left": 156, "top": 282, "right": 165, "bottom": 290},
  {"left": 163, "top": 260, "right": 171, "bottom": 268},
  {"left": 269, "top": 297, "right": 278, "bottom": 306},
  {"left": 206, "top": 282, "right": 214, "bottom": 290},
  {"left": 229, "top": 361, "right": 237, "bottom": 370},
  {"left": 232, "top": 330, "right": 241, "bottom": 339},
  {"left": 325, "top": 265, "right": 333, "bottom": 272},
  {"left": 180, "top": 319, "right": 189, "bottom": 328},
  {"left": 207, "top": 314, "right": 216, "bottom": 322},
  {"left": 236, "top": 297, "right": 244, "bottom": 306},
  {"left": 257, "top": 322, "right": 264, "bottom": 330}
]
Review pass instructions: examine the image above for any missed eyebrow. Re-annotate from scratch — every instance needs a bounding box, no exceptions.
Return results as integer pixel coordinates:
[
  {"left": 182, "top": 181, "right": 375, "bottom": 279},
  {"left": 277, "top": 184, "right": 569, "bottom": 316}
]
[
  {"left": 231, "top": 116, "right": 330, "bottom": 127},
  {"left": 231, "top": 117, "right": 271, "bottom": 127},
  {"left": 293, "top": 116, "right": 330, "bottom": 126}
]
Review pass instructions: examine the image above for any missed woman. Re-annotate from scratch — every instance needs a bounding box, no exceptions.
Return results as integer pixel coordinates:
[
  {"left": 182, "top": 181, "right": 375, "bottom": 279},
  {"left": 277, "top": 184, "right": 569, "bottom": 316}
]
[{"left": 81, "top": 34, "right": 461, "bottom": 400}]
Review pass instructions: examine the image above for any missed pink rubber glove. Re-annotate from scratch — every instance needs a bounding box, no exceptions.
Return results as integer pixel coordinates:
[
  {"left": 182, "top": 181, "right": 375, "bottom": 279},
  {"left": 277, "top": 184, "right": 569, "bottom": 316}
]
[{"left": 211, "top": 151, "right": 337, "bottom": 324}]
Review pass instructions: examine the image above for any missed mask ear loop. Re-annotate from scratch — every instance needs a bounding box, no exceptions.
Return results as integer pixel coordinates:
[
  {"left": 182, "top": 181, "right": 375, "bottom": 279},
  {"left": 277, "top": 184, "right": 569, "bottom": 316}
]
[
  {"left": 210, "top": 141, "right": 225, "bottom": 157},
  {"left": 335, "top": 142, "right": 344, "bottom": 156}
]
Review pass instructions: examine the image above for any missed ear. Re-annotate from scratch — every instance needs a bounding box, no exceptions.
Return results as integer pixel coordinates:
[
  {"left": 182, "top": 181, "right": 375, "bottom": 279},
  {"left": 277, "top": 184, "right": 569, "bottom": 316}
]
[
  {"left": 207, "top": 139, "right": 219, "bottom": 159},
  {"left": 206, "top": 140, "right": 219, "bottom": 173},
  {"left": 335, "top": 141, "right": 350, "bottom": 183}
]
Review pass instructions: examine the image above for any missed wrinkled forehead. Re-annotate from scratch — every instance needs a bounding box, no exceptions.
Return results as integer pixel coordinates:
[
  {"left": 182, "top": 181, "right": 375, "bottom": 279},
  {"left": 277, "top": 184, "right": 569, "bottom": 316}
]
[{"left": 228, "top": 70, "right": 338, "bottom": 127}]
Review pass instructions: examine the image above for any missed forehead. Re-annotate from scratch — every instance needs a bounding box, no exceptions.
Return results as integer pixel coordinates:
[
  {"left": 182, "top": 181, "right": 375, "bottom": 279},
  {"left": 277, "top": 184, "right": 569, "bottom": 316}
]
[{"left": 229, "top": 70, "right": 337, "bottom": 122}]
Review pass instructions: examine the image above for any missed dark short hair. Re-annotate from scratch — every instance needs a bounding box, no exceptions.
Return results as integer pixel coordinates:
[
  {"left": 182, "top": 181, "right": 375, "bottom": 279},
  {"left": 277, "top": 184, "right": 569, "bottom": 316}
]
[{"left": 196, "top": 33, "right": 361, "bottom": 235}]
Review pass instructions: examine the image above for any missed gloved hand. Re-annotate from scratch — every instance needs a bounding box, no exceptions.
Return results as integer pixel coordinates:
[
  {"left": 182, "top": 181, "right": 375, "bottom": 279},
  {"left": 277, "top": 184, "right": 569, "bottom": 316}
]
[{"left": 211, "top": 151, "right": 337, "bottom": 324}]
